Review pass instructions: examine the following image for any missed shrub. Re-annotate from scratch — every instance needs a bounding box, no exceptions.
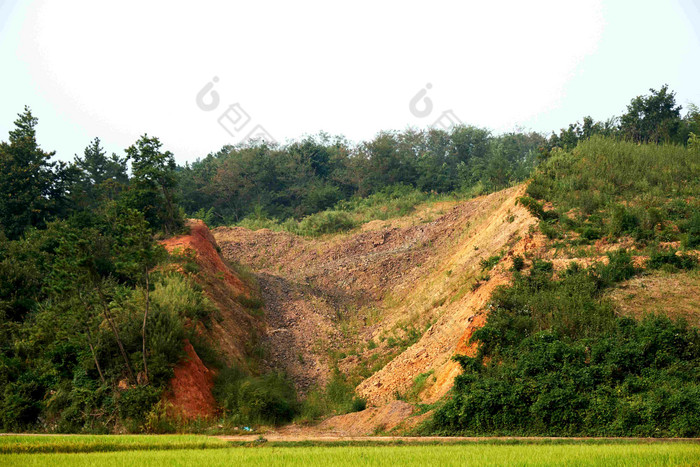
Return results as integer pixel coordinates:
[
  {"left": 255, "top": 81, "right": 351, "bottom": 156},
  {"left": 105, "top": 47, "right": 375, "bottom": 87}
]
[
  {"left": 296, "top": 211, "right": 357, "bottom": 236},
  {"left": 681, "top": 211, "right": 700, "bottom": 249},
  {"left": 432, "top": 256, "right": 700, "bottom": 437},
  {"left": 647, "top": 249, "right": 697, "bottom": 271},
  {"left": 297, "top": 371, "right": 365, "bottom": 422},
  {"left": 511, "top": 255, "right": 525, "bottom": 272},
  {"left": 479, "top": 254, "right": 502, "bottom": 270},
  {"left": 580, "top": 225, "right": 602, "bottom": 241},
  {"left": 237, "top": 372, "right": 298, "bottom": 425},
  {"left": 144, "top": 400, "right": 177, "bottom": 433},
  {"left": 118, "top": 385, "right": 161, "bottom": 428},
  {"left": 151, "top": 273, "right": 217, "bottom": 324},
  {"left": 531, "top": 259, "right": 553, "bottom": 273},
  {"left": 609, "top": 204, "right": 639, "bottom": 237},
  {"left": 595, "top": 249, "right": 636, "bottom": 287},
  {"left": 539, "top": 221, "right": 560, "bottom": 239},
  {"left": 214, "top": 367, "right": 298, "bottom": 426},
  {"left": 351, "top": 396, "right": 367, "bottom": 412}
]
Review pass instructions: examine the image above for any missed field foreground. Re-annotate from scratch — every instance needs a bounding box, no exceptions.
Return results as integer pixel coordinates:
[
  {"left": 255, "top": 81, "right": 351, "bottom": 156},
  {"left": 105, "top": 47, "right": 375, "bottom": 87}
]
[{"left": 2, "top": 435, "right": 700, "bottom": 466}]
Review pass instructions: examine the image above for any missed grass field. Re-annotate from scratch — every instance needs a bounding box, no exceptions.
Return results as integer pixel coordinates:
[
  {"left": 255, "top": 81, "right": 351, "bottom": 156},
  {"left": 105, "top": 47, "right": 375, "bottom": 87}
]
[
  {"left": 2, "top": 436, "right": 700, "bottom": 466},
  {"left": 0, "top": 435, "right": 230, "bottom": 454}
]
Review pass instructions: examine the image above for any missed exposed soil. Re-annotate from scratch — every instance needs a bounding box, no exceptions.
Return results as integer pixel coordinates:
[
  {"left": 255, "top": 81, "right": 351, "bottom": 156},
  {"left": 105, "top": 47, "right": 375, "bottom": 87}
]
[
  {"left": 160, "top": 220, "right": 265, "bottom": 418},
  {"left": 165, "top": 340, "right": 217, "bottom": 420},
  {"left": 213, "top": 185, "right": 541, "bottom": 403},
  {"left": 162, "top": 220, "right": 263, "bottom": 368},
  {"left": 607, "top": 271, "right": 700, "bottom": 326}
]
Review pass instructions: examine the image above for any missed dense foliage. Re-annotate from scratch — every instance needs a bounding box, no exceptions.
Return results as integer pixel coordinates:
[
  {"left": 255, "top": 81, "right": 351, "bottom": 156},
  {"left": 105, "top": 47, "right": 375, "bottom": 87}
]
[
  {"left": 0, "top": 109, "right": 194, "bottom": 432},
  {"left": 435, "top": 129, "right": 700, "bottom": 437},
  {"left": 177, "top": 128, "right": 545, "bottom": 226},
  {"left": 433, "top": 257, "right": 700, "bottom": 436}
]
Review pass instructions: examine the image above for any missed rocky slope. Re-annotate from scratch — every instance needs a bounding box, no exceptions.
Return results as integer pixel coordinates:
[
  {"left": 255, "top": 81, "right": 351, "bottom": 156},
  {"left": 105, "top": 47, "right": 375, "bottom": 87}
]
[{"left": 213, "top": 185, "right": 542, "bottom": 404}]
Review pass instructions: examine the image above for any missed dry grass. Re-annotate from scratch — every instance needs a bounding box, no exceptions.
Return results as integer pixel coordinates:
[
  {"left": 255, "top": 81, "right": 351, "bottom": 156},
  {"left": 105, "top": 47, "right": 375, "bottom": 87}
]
[{"left": 607, "top": 270, "right": 700, "bottom": 326}]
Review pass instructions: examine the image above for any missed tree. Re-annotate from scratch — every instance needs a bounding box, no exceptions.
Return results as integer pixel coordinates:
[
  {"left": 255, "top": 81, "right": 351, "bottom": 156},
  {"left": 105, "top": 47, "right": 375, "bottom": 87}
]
[
  {"left": 124, "top": 135, "right": 182, "bottom": 233},
  {"left": 0, "top": 107, "right": 73, "bottom": 239},
  {"left": 620, "top": 85, "right": 682, "bottom": 143},
  {"left": 105, "top": 204, "right": 165, "bottom": 384},
  {"left": 74, "top": 137, "right": 128, "bottom": 207}
]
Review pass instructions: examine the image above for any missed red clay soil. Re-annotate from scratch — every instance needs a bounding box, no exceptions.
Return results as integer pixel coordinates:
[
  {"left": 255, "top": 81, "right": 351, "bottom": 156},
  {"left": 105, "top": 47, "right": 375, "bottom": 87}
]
[
  {"left": 165, "top": 340, "right": 218, "bottom": 420},
  {"left": 162, "top": 219, "right": 263, "bottom": 369},
  {"left": 161, "top": 219, "right": 248, "bottom": 295},
  {"left": 160, "top": 220, "right": 265, "bottom": 419}
]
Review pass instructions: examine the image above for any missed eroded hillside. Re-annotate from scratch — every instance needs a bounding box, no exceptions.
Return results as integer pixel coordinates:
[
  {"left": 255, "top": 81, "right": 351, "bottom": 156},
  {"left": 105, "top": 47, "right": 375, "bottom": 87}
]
[
  {"left": 213, "top": 185, "right": 542, "bottom": 404},
  {"left": 160, "top": 220, "right": 265, "bottom": 419}
]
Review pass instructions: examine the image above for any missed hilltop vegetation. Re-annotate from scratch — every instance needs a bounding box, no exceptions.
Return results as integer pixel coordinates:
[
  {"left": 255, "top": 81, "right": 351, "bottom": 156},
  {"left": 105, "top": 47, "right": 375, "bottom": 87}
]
[
  {"left": 179, "top": 127, "right": 544, "bottom": 227},
  {"left": 433, "top": 137, "right": 700, "bottom": 436}
]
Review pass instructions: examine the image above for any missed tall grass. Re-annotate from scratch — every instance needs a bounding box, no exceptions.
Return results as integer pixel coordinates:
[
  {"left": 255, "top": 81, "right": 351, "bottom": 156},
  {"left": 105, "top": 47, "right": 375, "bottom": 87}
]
[{"left": 527, "top": 136, "right": 700, "bottom": 245}]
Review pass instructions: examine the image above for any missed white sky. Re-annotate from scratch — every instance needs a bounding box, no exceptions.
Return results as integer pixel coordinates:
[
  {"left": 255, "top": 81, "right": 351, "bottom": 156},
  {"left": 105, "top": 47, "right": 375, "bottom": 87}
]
[{"left": 1, "top": 0, "right": 699, "bottom": 164}]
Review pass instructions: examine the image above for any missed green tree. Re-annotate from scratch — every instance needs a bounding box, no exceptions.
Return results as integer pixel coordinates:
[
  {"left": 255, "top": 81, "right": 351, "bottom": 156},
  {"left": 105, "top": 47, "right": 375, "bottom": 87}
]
[
  {"left": 74, "top": 137, "right": 128, "bottom": 206},
  {"left": 0, "top": 107, "right": 75, "bottom": 239},
  {"left": 124, "top": 135, "right": 182, "bottom": 233},
  {"left": 620, "top": 85, "right": 682, "bottom": 143}
]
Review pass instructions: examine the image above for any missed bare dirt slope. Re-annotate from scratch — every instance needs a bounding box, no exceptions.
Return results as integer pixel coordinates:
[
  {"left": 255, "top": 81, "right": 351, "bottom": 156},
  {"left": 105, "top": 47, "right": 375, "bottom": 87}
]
[
  {"left": 160, "top": 220, "right": 265, "bottom": 418},
  {"left": 213, "top": 185, "right": 543, "bottom": 402},
  {"left": 162, "top": 220, "right": 264, "bottom": 369}
]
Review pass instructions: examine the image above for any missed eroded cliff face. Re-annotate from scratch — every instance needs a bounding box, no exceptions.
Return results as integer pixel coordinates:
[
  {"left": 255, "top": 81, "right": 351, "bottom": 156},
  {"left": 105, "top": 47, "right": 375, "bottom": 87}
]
[
  {"left": 212, "top": 185, "right": 541, "bottom": 407},
  {"left": 161, "top": 220, "right": 264, "bottom": 419},
  {"left": 161, "top": 184, "right": 543, "bottom": 422}
]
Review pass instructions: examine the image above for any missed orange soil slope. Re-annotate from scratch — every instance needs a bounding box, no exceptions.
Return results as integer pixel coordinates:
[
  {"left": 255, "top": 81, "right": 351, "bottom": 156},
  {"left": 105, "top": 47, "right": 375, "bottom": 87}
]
[
  {"left": 165, "top": 340, "right": 217, "bottom": 420},
  {"left": 162, "top": 219, "right": 263, "bottom": 368},
  {"left": 356, "top": 185, "right": 543, "bottom": 405},
  {"left": 160, "top": 220, "right": 263, "bottom": 419}
]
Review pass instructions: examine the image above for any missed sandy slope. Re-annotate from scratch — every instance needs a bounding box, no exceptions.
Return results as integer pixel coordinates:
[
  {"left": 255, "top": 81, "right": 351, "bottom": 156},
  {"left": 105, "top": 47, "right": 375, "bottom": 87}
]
[{"left": 213, "top": 185, "right": 543, "bottom": 409}]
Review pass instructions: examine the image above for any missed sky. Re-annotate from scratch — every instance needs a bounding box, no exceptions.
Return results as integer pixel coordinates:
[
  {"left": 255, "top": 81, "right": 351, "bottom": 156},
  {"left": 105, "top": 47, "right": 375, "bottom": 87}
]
[{"left": 0, "top": 0, "right": 699, "bottom": 164}]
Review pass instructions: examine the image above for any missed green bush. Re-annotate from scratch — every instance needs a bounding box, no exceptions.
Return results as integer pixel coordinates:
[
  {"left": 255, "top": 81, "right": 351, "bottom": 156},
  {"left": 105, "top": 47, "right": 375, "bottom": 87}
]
[
  {"left": 647, "top": 249, "right": 697, "bottom": 271},
  {"left": 213, "top": 367, "right": 298, "bottom": 426},
  {"left": 296, "top": 211, "right": 357, "bottom": 236},
  {"left": 431, "top": 258, "right": 700, "bottom": 437},
  {"left": 151, "top": 273, "right": 216, "bottom": 324},
  {"left": 118, "top": 385, "right": 161, "bottom": 427},
  {"left": 539, "top": 221, "right": 560, "bottom": 239},
  {"left": 681, "top": 211, "right": 700, "bottom": 248},
  {"left": 297, "top": 371, "right": 365, "bottom": 422},
  {"left": 511, "top": 255, "right": 525, "bottom": 272},
  {"left": 237, "top": 373, "right": 298, "bottom": 425},
  {"left": 609, "top": 204, "right": 639, "bottom": 237},
  {"left": 595, "top": 249, "right": 636, "bottom": 287},
  {"left": 479, "top": 254, "right": 502, "bottom": 270}
]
